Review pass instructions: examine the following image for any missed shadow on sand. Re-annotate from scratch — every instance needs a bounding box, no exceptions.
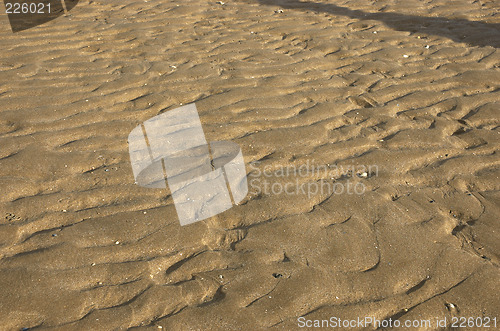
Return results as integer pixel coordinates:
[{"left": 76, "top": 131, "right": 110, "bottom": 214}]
[{"left": 253, "top": 0, "right": 500, "bottom": 48}]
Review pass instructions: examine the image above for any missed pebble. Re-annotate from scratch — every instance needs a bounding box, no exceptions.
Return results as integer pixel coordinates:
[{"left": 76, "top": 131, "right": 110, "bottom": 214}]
[{"left": 445, "top": 302, "right": 459, "bottom": 312}]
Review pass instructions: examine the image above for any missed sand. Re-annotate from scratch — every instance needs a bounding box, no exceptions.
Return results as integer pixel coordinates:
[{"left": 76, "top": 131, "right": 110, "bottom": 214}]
[{"left": 0, "top": 0, "right": 499, "bottom": 329}]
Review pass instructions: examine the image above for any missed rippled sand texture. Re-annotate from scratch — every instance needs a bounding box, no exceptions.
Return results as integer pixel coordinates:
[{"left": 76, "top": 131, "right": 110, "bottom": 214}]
[{"left": 0, "top": 0, "right": 499, "bottom": 329}]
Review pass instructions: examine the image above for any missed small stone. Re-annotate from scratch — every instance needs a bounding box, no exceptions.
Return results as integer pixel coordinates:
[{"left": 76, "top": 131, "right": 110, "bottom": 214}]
[
  {"left": 445, "top": 302, "right": 459, "bottom": 312},
  {"left": 403, "top": 54, "right": 409, "bottom": 58},
  {"left": 115, "top": 241, "right": 120, "bottom": 245}
]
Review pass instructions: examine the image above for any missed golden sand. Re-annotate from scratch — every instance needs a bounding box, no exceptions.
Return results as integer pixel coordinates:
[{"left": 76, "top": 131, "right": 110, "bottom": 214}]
[{"left": 0, "top": 0, "right": 499, "bottom": 329}]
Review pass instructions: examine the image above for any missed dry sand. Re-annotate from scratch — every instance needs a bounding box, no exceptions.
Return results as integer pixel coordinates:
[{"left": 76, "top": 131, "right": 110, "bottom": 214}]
[{"left": 0, "top": 0, "right": 499, "bottom": 329}]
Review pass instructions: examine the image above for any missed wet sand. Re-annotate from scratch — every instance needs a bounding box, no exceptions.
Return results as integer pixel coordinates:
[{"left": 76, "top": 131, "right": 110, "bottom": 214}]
[{"left": 0, "top": 0, "right": 499, "bottom": 329}]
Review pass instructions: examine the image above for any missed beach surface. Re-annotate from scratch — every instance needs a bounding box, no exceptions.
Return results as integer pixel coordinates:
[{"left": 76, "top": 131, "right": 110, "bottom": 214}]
[{"left": 0, "top": 0, "right": 499, "bottom": 329}]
